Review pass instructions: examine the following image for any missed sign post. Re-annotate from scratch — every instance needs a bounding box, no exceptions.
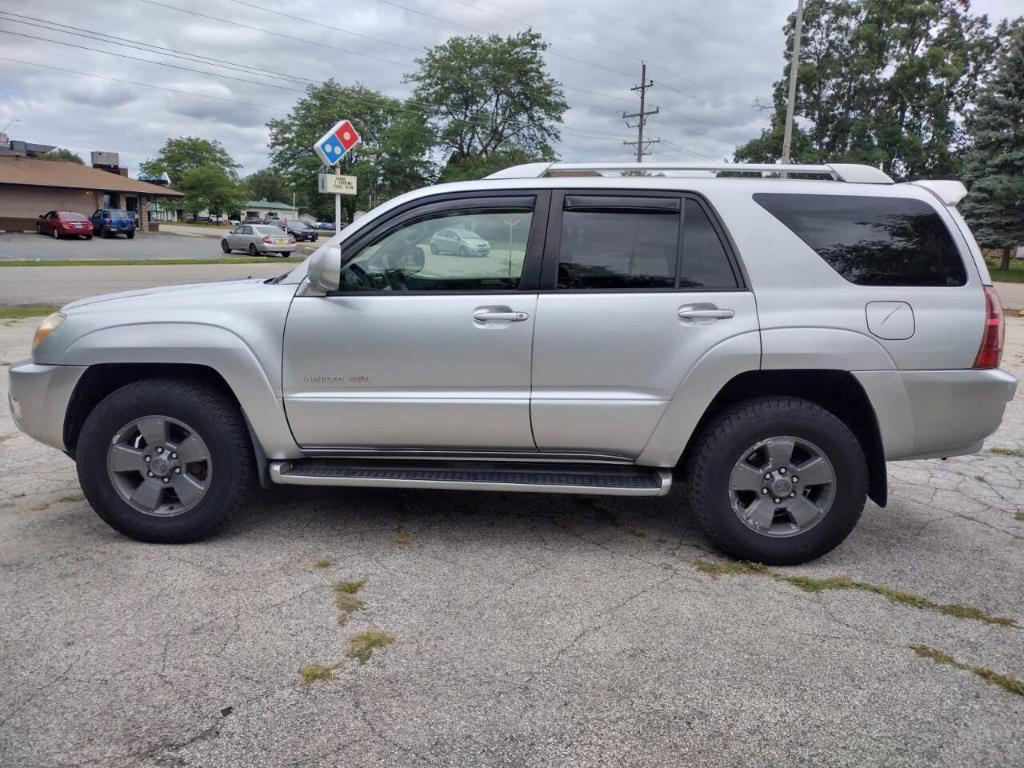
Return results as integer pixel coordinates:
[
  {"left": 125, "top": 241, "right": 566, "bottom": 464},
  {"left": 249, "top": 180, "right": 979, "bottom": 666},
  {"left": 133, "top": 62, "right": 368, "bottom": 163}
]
[{"left": 313, "top": 119, "right": 362, "bottom": 230}]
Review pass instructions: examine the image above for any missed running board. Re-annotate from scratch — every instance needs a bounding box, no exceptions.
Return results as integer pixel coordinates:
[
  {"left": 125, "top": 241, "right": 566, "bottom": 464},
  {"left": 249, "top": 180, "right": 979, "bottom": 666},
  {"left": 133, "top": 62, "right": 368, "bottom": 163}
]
[{"left": 269, "top": 460, "right": 672, "bottom": 496}]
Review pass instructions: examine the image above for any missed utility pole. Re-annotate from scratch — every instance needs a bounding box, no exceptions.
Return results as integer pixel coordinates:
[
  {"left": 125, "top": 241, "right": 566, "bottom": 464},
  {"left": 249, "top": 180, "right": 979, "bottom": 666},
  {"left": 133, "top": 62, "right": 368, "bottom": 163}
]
[
  {"left": 780, "top": 0, "right": 805, "bottom": 164},
  {"left": 623, "top": 62, "right": 660, "bottom": 162}
]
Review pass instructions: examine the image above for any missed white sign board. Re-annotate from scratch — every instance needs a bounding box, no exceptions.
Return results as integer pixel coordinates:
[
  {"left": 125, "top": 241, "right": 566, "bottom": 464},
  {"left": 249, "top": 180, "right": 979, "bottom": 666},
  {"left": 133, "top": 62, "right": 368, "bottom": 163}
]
[{"left": 319, "top": 173, "right": 357, "bottom": 195}]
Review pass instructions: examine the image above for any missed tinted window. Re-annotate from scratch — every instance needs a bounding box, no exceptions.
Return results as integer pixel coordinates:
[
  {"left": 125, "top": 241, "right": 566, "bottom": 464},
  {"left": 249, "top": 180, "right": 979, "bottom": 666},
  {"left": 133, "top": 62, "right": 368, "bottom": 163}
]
[
  {"left": 341, "top": 207, "right": 533, "bottom": 292},
  {"left": 681, "top": 199, "right": 738, "bottom": 289},
  {"left": 754, "top": 194, "right": 966, "bottom": 286},
  {"left": 558, "top": 208, "right": 679, "bottom": 289}
]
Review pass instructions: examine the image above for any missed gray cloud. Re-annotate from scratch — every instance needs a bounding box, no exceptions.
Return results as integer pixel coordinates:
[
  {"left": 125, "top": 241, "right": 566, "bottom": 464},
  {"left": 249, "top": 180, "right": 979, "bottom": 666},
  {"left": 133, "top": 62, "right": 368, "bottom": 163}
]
[{"left": 0, "top": 0, "right": 1017, "bottom": 176}]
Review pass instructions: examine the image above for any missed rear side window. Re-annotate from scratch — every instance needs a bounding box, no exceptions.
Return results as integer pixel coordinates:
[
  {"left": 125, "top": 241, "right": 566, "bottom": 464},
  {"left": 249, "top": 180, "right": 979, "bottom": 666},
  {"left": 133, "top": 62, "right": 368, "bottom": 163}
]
[
  {"left": 754, "top": 193, "right": 966, "bottom": 286},
  {"left": 556, "top": 196, "right": 739, "bottom": 290},
  {"left": 558, "top": 203, "right": 679, "bottom": 290}
]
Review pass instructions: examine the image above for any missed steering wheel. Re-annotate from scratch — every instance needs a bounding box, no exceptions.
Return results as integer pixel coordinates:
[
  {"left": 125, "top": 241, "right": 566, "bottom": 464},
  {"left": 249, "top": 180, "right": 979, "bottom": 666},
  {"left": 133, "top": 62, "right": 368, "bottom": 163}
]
[{"left": 343, "top": 262, "right": 374, "bottom": 290}]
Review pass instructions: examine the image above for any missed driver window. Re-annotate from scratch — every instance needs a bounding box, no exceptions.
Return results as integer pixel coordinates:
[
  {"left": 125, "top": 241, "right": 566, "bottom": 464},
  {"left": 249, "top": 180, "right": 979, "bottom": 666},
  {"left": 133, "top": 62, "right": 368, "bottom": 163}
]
[{"left": 340, "top": 207, "right": 533, "bottom": 292}]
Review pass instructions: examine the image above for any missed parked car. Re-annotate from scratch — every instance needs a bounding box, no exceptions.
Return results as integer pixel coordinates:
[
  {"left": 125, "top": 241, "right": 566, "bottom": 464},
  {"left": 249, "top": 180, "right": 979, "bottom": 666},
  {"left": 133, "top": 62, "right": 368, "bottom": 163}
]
[
  {"left": 9, "top": 161, "right": 1017, "bottom": 564},
  {"left": 35, "top": 211, "right": 93, "bottom": 240},
  {"left": 279, "top": 220, "right": 319, "bottom": 242},
  {"left": 316, "top": 221, "right": 336, "bottom": 231},
  {"left": 220, "top": 224, "right": 296, "bottom": 257},
  {"left": 429, "top": 227, "right": 491, "bottom": 256},
  {"left": 90, "top": 208, "right": 136, "bottom": 239}
]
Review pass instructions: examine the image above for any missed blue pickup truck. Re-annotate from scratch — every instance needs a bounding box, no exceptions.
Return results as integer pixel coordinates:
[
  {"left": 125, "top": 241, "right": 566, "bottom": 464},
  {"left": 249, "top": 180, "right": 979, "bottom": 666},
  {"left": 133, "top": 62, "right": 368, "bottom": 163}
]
[{"left": 90, "top": 208, "right": 136, "bottom": 239}]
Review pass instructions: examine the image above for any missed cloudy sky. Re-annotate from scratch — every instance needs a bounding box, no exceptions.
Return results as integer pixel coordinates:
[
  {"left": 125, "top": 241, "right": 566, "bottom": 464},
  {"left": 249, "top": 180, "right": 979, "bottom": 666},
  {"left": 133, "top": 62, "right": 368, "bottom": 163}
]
[{"left": 0, "top": 0, "right": 1019, "bottom": 178}]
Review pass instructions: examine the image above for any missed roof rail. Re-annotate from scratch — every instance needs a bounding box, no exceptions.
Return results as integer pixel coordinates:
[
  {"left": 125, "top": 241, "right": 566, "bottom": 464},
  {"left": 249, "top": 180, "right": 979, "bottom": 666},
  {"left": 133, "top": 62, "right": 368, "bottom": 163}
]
[{"left": 485, "top": 161, "right": 894, "bottom": 184}]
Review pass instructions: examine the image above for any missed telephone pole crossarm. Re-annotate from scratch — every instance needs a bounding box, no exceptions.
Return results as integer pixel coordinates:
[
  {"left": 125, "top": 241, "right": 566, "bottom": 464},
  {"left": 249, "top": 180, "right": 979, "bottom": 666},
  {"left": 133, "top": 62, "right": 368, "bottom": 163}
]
[{"left": 623, "top": 62, "right": 660, "bottom": 162}]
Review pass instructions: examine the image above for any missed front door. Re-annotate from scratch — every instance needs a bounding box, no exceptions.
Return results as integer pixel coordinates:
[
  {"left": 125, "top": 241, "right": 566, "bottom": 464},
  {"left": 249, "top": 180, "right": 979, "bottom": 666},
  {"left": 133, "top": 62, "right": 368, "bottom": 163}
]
[
  {"left": 283, "top": 192, "right": 548, "bottom": 451},
  {"left": 530, "top": 192, "right": 759, "bottom": 457}
]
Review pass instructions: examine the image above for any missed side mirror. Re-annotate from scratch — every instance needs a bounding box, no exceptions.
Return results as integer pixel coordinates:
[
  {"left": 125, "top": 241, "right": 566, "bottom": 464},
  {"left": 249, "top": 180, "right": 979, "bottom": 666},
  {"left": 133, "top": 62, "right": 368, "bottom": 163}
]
[{"left": 307, "top": 243, "right": 342, "bottom": 293}]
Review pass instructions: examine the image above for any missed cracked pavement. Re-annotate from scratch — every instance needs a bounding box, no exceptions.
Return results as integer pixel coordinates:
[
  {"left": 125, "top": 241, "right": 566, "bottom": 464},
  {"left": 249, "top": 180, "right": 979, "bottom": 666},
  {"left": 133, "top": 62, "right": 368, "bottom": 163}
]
[{"left": 1, "top": 318, "right": 1022, "bottom": 768}]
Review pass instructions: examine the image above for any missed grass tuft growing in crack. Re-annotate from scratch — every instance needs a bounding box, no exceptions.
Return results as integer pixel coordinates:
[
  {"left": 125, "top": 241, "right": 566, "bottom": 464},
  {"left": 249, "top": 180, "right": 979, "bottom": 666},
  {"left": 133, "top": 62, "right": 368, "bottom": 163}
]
[
  {"left": 346, "top": 628, "right": 395, "bottom": 664},
  {"left": 58, "top": 493, "right": 84, "bottom": 503},
  {"left": 693, "top": 560, "right": 1016, "bottom": 627},
  {"left": 313, "top": 558, "right": 332, "bottom": 569},
  {"left": 1015, "top": 511, "right": 1024, "bottom": 522},
  {"left": 332, "top": 578, "right": 367, "bottom": 625},
  {"left": 988, "top": 446, "right": 1024, "bottom": 459},
  {"left": 300, "top": 662, "right": 341, "bottom": 685},
  {"left": 391, "top": 532, "right": 411, "bottom": 546},
  {"left": 911, "top": 645, "right": 1024, "bottom": 697}
]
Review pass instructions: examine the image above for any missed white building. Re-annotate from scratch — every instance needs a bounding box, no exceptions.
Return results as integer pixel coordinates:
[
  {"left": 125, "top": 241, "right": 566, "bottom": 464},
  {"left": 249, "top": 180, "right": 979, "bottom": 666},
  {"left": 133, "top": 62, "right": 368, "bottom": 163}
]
[{"left": 244, "top": 199, "right": 298, "bottom": 221}]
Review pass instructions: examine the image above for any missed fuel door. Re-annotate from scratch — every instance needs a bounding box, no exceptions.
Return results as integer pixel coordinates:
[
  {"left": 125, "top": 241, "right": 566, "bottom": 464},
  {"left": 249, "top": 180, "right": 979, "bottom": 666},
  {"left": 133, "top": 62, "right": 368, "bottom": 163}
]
[{"left": 866, "top": 301, "right": 915, "bottom": 340}]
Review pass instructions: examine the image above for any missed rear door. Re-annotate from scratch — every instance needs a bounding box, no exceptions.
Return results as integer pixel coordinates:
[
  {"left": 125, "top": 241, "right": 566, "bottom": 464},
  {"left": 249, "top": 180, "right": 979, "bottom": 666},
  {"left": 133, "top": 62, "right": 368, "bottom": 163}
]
[{"left": 530, "top": 191, "right": 759, "bottom": 457}]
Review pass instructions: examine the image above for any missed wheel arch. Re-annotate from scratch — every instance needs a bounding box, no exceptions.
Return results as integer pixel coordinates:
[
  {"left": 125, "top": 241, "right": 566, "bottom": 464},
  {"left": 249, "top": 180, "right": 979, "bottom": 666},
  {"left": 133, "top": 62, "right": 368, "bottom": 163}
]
[
  {"left": 678, "top": 369, "right": 887, "bottom": 507},
  {"left": 62, "top": 363, "right": 276, "bottom": 489}
]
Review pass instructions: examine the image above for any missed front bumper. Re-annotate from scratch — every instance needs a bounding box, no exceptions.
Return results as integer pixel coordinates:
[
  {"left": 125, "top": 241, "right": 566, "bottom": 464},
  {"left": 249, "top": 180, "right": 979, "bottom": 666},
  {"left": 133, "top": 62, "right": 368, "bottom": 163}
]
[{"left": 7, "top": 360, "right": 88, "bottom": 452}]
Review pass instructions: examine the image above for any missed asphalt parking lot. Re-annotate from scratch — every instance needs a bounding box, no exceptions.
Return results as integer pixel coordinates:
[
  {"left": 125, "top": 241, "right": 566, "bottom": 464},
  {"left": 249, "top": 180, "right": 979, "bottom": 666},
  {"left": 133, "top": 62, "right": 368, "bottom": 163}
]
[
  {"left": 0, "top": 230, "right": 228, "bottom": 262},
  {"left": 1, "top": 317, "right": 1022, "bottom": 768}
]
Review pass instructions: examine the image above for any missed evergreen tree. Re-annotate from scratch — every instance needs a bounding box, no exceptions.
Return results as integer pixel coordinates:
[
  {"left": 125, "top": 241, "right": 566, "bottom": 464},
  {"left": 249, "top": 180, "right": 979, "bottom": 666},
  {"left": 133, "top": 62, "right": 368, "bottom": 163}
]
[{"left": 961, "top": 19, "right": 1024, "bottom": 272}]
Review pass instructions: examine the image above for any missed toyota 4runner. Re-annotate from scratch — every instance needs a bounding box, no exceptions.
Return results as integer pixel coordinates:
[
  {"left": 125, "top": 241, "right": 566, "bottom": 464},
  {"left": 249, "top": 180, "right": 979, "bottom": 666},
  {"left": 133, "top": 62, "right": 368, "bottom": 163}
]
[{"left": 8, "top": 162, "right": 1017, "bottom": 564}]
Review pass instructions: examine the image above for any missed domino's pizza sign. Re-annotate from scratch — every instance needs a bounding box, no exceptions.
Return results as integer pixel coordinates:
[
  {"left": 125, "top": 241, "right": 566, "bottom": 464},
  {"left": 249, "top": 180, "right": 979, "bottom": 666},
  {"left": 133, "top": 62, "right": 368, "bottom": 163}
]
[{"left": 314, "top": 119, "right": 361, "bottom": 167}]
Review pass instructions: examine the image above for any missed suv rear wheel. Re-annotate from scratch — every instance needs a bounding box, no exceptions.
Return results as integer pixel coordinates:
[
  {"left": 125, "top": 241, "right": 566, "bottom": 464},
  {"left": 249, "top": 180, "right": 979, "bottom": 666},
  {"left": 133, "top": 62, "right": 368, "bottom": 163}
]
[
  {"left": 76, "top": 378, "right": 254, "bottom": 543},
  {"left": 687, "top": 397, "right": 867, "bottom": 565}
]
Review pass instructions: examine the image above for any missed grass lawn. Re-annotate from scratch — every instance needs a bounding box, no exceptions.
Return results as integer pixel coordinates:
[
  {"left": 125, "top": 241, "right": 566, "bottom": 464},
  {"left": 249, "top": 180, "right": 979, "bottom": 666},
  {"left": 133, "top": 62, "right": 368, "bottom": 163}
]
[
  {"left": 985, "top": 257, "right": 1024, "bottom": 284},
  {"left": 0, "top": 305, "right": 61, "bottom": 319},
  {"left": 0, "top": 258, "right": 274, "bottom": 267}
]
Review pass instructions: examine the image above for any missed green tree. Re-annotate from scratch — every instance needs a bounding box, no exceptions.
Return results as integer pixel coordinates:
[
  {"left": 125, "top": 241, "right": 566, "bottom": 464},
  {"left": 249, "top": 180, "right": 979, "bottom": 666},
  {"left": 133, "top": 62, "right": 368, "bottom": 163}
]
[
  {"left": 735, "top": 0, "right": 994, "bottom": 180},
  {"left": 178, "top": 165, "right": 247, "bottom": 221},
  {"left": 39, "top": 147, "right": 83, "bottom": 164},
  {"left": 243, "top": 168, "right": 293, "bottom": 204},
  {"left": 407, "top": 30, "right": 566, "bottom": 178},
  {"left": 267, "top": 80, "right": 434, "bottom": 223},
  {"left": 961, "top": 19, "right": 1024, "bottom": 272},
  {"left": 140, "top": 137, "right": 240, "bottom": 187}
]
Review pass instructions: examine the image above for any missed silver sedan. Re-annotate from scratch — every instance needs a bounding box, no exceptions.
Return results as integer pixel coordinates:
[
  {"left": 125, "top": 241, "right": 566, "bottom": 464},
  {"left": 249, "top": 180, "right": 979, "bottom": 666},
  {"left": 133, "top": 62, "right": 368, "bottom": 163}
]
[{"left": 221, "top": 224, "right": 297, "bottom": 257}]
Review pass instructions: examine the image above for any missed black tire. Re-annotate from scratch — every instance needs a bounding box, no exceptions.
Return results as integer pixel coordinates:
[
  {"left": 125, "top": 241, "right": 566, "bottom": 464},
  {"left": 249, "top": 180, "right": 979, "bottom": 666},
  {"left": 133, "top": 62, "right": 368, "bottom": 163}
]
[
  {"left": 280, "top": 252, "right": 291, "bottom": 257},
  {"left": 221, "top": 239, "right": 231, "bottom": 254},
  {"left": 249, "top": 243, "right": 259, "bottom": 257},
  {"left": 686, "top": 397, "right": 868, "bottom": 565},
  {"left": 429, "top": 242, "right": 439, "bottom": 255},
  {"left": 76, "top": 378, "right": 255, "bottom": 543},
  {"left": 35, "top": 223, "right": 42, "bottom": 234},
  {"left": 52, "top": 227, "right": 60, "bottom": 239},
  {"left": 85, "top": 235, "right": 93, "bottom": 240},
  {"left": 127, "top": 230, "right": 135, "bottom": 239},
  {"left": 459, "top": 245, "right": 469, "bottom": 257}
]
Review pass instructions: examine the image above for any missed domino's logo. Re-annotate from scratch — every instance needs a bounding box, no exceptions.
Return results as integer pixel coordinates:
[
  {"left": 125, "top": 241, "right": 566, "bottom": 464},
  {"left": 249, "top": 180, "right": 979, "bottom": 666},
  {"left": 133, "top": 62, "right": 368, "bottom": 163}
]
[{"left": 314, "top": 119, "right": 361, "bottom": 167}]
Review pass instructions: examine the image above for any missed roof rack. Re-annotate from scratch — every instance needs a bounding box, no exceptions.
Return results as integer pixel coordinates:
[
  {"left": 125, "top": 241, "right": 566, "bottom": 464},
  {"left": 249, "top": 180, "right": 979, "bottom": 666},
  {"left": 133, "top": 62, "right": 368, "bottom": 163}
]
[{"left": 485, "top": 161, "right": 894, "bottom": 184}]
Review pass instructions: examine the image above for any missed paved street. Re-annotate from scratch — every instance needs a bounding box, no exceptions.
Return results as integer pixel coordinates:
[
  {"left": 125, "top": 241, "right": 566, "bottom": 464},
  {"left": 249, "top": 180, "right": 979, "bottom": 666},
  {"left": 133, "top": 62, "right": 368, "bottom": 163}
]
[
  {"left": 0, "top": 263, "right": 291, "bottom": 306},
  {"left": 1, "top": 315, "right": 1022, "bottom": 768}
]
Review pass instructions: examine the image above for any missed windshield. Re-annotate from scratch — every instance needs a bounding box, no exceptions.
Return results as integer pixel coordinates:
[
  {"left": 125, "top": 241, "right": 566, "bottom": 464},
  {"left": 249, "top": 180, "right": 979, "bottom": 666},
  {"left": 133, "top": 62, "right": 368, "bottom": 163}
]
[
  {"left": 60, "top": 212, "right": 88, "bottom": 220},
  {"left": 256, "top": 226, "right": 286, "bottom": 234}
]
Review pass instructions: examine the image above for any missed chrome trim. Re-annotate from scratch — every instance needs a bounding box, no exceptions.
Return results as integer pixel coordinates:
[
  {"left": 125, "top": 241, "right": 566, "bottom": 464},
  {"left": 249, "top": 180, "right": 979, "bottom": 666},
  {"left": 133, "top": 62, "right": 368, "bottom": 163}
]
[
  {"left": 296, "top": 447, "right": 637, "bottom": 465},
  {"left": 270, "top": 462, "right": 672, "bottom": 496}
]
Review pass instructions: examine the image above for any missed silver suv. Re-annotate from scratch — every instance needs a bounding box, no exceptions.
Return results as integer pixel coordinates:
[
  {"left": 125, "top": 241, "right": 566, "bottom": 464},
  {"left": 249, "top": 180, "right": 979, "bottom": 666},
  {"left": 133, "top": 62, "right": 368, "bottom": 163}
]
[{"left": 8, "top": 162, "right": 1017, "bottom": 564}]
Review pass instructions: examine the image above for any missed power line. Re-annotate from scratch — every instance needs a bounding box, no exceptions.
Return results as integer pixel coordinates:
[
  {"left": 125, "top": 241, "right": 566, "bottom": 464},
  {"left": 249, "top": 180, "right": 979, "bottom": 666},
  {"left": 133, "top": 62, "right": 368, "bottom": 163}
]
[
  {"left": 227, "top": 0, "right": 423, "bottom": 54},
  {"left": 372, "top": 0, "right": 638, "bottom": 80},
  {"left": 138, "top": 0, "right": 411, "bottom": 68},
  {"left": 0, "top": 10, "right": 314, "bottom": 85}
]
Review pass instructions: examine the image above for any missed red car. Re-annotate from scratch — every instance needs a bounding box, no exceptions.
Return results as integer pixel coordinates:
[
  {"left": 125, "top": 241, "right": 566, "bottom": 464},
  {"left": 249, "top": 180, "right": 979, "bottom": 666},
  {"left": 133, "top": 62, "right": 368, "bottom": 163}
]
[{"left": 36, "top": 210, "right": 94, "bottom": 240}]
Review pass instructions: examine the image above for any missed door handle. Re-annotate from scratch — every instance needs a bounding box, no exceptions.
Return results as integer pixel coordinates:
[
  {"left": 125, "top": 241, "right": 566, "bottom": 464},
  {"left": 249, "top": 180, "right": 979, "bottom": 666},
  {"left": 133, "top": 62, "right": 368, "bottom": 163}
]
[
  {"left": 473, "top": 308, "right": 529, "bottom": 322},
  {"left": 678, "top": 307, "right": 734, "bottom": 320}
]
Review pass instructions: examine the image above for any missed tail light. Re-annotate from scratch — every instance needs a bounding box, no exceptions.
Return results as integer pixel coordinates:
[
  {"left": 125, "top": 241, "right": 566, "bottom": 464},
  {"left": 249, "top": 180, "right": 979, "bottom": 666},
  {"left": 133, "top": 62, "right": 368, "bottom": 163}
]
[
  {"left": 973, "top": 285, "right": 1005, "bottom": 369},
  {"left": 261, "top": 235, "right": 272, "bottom": 244}
]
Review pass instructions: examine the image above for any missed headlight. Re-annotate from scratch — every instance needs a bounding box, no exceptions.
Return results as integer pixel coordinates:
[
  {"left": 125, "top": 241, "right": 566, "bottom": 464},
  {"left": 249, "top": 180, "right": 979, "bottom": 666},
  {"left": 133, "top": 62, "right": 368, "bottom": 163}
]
[{"left": 32, "top": 312, "right": 66, "bottom": 351}]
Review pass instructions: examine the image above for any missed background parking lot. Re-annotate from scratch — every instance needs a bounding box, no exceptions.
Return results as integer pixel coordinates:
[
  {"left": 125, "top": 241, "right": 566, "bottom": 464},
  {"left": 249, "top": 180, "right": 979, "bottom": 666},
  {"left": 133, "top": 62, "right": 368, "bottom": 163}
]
[{"left": 1, "top": 315, "right": 1022, "bottom": 767}]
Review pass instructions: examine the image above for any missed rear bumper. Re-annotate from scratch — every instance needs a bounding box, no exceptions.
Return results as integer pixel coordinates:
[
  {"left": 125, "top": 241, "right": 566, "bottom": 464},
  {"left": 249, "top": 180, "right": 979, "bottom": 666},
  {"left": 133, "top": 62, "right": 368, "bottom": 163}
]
[
  {"left": 256, "top": 243, "right": 297, "bottom": 253},
  {"left": 855, "top": 368, "right": 1018, "bottom": 461},
  {"left": 7, "top": 360, "right": 88, "bottom": 452}
]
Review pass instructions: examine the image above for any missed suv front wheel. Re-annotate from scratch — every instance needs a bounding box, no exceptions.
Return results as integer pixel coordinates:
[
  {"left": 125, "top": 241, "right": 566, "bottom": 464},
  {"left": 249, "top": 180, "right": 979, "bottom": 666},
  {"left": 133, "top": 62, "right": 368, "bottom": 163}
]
[
  {"left": 76, "top": 378, "right": 254, "bottom": 543},
  {"left": 687, "top": 397, "right": 868, "bottom": 565}
]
